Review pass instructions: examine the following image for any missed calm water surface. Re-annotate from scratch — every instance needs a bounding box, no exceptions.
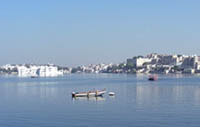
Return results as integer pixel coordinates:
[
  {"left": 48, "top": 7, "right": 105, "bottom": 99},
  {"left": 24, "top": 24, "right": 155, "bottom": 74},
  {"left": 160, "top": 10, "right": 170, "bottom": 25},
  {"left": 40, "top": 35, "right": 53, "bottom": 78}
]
[{"left": 0, "top": 74, "right": 200, "bottom": 127}]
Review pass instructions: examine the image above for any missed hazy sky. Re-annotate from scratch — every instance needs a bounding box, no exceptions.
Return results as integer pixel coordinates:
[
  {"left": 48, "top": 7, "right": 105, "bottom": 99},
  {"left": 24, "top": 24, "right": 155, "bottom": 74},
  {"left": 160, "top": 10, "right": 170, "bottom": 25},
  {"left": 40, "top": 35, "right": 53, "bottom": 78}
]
[{"left": 0, "top": 0, "right": 200, "bottom": 66}]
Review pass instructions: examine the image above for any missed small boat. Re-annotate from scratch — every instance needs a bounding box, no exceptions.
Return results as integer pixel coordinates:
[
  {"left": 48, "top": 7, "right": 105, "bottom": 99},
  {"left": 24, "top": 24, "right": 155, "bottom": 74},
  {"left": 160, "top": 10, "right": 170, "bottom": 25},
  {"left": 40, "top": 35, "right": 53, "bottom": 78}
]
[
  {"left": 31, "top": 76, "right": 38, "bottom": 78},
  {"left": 148, "top": 75, "right": 158, "bottom": 81},
  {"left": 108, "top": 92, "right": 115, "bottom": 96},
  {"left": 72, "top": 89, "right": 106, "bottom": 97}
]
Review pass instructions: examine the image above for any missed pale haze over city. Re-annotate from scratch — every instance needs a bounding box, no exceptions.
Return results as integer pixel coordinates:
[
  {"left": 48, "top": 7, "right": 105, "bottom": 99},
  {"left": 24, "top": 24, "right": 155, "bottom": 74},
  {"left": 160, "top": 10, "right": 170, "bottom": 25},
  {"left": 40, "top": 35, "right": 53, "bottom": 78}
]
[
  {"left": 1, "top": 1, "right": 200, "bottom": 127},
  {"left": 0, "top": 0, "right": 200, "bottom": 66}
]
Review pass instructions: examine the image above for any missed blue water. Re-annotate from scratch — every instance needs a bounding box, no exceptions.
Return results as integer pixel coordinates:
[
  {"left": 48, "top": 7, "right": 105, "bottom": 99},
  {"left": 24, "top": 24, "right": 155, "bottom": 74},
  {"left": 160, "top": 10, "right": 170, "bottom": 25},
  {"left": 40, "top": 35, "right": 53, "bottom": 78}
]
[{"left": 0, "top": 74, "right": 200, "bottom": 127}]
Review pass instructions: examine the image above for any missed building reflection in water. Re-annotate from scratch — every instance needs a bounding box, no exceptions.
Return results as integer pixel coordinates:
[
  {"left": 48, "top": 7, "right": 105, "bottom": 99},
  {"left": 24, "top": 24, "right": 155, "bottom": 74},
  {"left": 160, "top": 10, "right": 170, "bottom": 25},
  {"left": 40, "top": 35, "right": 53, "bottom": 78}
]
[
  {"left": 134, "top": 82, "right": 200, "bottom": 106},
  {"left": 194, "top": 87, "right": 200, "bottom": 106},
  {"left": 4, "top": 81, "right": 60, "bottom": 104},
  {"left": 135, "top": 85, "right": 160, "bottom": 106},
  {"left": 72, "top": 96, "right": 106, "bottom": 102}
]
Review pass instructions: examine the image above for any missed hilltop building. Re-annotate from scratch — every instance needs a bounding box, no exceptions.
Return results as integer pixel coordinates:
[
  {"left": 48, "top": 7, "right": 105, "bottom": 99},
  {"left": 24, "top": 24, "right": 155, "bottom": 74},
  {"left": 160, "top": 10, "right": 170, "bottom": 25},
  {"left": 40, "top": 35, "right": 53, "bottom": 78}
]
[{"left": 127, "top": 57, "right": 152, "bottom": 68}]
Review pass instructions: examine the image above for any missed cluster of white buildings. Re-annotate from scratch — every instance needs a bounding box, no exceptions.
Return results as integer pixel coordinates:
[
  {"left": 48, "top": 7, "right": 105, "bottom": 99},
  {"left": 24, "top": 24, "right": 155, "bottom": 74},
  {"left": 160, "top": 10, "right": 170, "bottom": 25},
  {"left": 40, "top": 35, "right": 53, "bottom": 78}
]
[
  {"left": 127, "top": 53, "right": 200, "bottom": 74},
  {"left": 76, "top": 63, "right": 113, "bottom": 73},
  {"left": 1, "top": 64, "right": 64, "bottom": 77},
  {"left": 1, "top": 53, "right": 200, "bottom": 76},
  {"left": 0, "top": 63, "right": 114, "bottom": 76}
]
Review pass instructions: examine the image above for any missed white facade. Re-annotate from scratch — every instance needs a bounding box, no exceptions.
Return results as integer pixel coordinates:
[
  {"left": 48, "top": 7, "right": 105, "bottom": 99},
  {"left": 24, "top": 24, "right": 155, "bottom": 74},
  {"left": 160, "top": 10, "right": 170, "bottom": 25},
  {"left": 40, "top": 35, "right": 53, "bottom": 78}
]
[
  {"left": 17, "top": 64, "right": 63, "bottom": 77},
  {"left": 136, "top": 58, "right": 152, "bottom": 67},
  {"left": 18, "top": 66, "right": 31, "bottom": 77},
  {"left": 2, "top": 64, "right": 17, "bottom": 70}
]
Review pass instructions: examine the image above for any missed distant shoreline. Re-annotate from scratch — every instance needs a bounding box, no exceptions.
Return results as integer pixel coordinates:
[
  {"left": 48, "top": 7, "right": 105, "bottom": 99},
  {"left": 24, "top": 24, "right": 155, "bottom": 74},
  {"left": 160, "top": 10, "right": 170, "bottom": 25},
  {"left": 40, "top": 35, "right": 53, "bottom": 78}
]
[{"left": 1, "top": 53, "right": 200, "bottom": 76}]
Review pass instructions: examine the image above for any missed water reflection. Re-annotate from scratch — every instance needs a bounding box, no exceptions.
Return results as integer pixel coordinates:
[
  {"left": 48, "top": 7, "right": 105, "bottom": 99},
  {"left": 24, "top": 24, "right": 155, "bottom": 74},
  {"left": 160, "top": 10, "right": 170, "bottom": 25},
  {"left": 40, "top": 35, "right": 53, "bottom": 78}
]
[
  {"left": 108, "top": 95, "right": 115, "bottom": 99},
  {"left": 194, "top": 87, "right": 200, "bottom": 106},
  {"left": 1, "top": 74, "right": 200, "bottom": 127},
  {"left": 135, "top": 83, "right": 200, "bottom": 106},
  {"left": 0, "top": 82, "right": 60, "bottom": 103},
  {"left": 136, "top": 85, "right": 160, "bottom": 106},
  {"left": 72, "top": 96, "right": 106, "bottom": 101}
]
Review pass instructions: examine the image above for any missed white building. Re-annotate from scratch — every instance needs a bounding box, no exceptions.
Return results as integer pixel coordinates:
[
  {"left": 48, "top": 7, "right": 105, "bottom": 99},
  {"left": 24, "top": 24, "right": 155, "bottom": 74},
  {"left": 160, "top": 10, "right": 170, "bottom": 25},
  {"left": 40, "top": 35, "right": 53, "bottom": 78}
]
[
  {"left": 127, "top": 57, "right": 152, "bottom": 68},
  {"left": 2, "top": 64, "right": 17, "bottom": 70},
  {"left": 18, "top": 66, "right": 31, "bottom": 77},
  {"left": 17, "top": 64, "right": 63, "bottom": 77}
]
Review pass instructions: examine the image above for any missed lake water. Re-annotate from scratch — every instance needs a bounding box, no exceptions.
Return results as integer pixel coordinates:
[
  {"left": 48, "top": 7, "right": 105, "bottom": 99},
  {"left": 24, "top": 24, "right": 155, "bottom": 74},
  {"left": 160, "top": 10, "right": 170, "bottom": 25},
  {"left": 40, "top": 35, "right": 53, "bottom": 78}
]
[{"left": 0, "top": 74, "right": 200, "bottom": 127}]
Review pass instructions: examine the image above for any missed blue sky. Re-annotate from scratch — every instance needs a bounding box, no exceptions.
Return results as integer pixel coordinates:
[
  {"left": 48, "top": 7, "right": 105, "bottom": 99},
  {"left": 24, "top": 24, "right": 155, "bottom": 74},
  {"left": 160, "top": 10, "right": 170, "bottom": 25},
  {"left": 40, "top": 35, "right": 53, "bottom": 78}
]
[{"left": 0, "top": 0, "right": 200, "bottom": 66}]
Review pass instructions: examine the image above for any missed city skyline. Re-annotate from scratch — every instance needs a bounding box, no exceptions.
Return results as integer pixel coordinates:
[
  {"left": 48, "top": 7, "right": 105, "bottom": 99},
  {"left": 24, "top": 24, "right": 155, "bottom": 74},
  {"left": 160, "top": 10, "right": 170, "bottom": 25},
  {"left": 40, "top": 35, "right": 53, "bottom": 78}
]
[
  {"left": 1, "top": 0, "right": 200, "bottom": 66},
  {"left": 2, "top": 53, "right": 200, "bottom": 75},
  {"left": 1, "top": 52, "right": 200, "bottom": 67}
]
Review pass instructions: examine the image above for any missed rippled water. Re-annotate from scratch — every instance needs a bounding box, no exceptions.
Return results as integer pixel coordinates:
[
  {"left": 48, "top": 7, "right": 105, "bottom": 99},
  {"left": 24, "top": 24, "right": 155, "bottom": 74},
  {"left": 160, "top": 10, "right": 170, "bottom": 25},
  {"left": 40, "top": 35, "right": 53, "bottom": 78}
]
[{"left": 0, "top": 74, "right": 200, "bottom": 127}]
